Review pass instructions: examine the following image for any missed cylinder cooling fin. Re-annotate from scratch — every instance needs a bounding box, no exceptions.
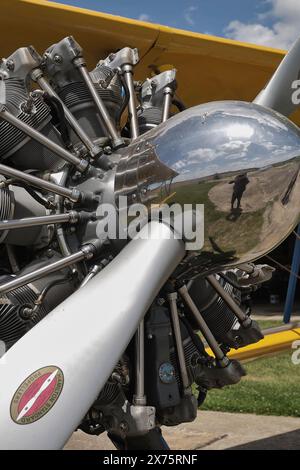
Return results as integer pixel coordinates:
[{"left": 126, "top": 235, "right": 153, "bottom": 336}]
[
  {"left": 0, "top": 254, "right": 77, "bottom": 351},
  {"left": 43, "top": 36, "right": 124, "bottom": 145},
  {"left": 0, "top": 92, "right": 62, "bottom": 170},
  {"left": 0, "top": 50, "right": 64, "bottom": 170},
  {"left": 137, "top": 107, "right": 163, "bottom": 134},
  {"left": 186, "top": 273, "right": 263, "bottom": 349},
  {"left": 188, "top": 274, "right": 240, "bottom": 343}
]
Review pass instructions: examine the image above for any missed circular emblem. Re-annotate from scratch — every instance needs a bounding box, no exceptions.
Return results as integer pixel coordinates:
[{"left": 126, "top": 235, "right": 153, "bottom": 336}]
[{"left": 10, "top": 366, "right": 64, "bottom": 425}]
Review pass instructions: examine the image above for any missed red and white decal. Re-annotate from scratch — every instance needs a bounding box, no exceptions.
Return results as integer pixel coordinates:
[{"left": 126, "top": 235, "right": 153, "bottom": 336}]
[{"left": 10, "top": 366, "right": 64, "bottom": 425}]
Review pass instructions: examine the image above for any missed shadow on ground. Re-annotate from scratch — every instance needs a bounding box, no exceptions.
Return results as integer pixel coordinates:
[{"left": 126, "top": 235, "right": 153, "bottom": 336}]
[{"left": 229, "top": 429, "right": 300, "bottom": 450}]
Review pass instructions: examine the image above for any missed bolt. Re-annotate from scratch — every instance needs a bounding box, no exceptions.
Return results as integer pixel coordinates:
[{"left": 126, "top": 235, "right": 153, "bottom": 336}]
[
  {"left": 72, "top": 171, "right": 81, "bottom": 182},
  {"left": 111, "top": 372, "right": 122, "bottom": 383},
  {"left": 19, "top": 306, "right": 34, "bottom": 320},
  {"left": 119, "top": 421, "right": 129, "bottom": 432},
  {"left": 99, "top": 79, "right": 107, "bottom": 89},
  {"left": 53, "top": 54, "right": 63, "bottom": 64},
  {"left": 46, "top": 249, "right": 54, "bottom": 258},
  {"left": 104, "top": 146, "right": 112, "bottom": 155}
]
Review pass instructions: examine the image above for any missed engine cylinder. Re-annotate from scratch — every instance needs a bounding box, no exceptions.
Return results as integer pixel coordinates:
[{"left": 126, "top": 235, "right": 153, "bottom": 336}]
[
  {"left": 0, "top": 49, "right": 64, "bottom": 170},
  {"left": 187, "top": 274, "right": 239, "bottom": 343},
  {"left": 43, "top": 37, "right": 124, "bottom": 145},
  {"left": 0, "top": 254, "right": 77, "bottom": 350},
  {"left": 0, "top": 184, "right": 50, "bottom": 247},
  {"left": 57, "top": 71, "right": 123, "bottom": 142},
  {"left": 137, "top": 107, "right": 163, "bottom": 134}
]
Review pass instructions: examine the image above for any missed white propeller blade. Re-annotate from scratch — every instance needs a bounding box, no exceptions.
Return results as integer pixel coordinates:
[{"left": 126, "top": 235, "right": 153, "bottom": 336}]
[{"left": 254, "top": 36, "right": 300, "bottom": 117}]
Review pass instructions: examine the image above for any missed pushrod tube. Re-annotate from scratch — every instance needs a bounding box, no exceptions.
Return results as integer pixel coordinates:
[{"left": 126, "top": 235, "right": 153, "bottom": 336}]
[
  {"left": 54, "top": 165, "right": 73, "bottom": 258},
  {"left": 206, "top": 275, "right": 251, "bottom": 327},
  {"left": 123, "top": 65, "right": 139, "bottom": 139},
  {"left": 0, "top": 212, "right": 78, "bottom": 232},
  {"left": 168, "top": 292, "right": 190, "bottom": 391},
  {"left": 122, "top": 61, "right": 142, "bottom": 395},
  {"left": 0, "top": 221, "right": 185, "bottom": 449},
  {"left": 133, "top": 319, "right": 146, "bottom": 405},
  {"left": 0, "top": 244, "right": 95, "bottom": 295},
  {"left": 123, "top": 61, "right": 143, "bottom": 398},
  {"left": 0, "top": 108, "right": 88, "bottom": 172},
  {"left": 162, "top": 88, "right": 173, "bottom": 122}
]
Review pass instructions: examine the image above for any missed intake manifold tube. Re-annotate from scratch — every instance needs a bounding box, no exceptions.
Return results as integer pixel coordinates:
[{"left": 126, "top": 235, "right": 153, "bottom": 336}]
[{"left": 0, "top": 221, "right": 185, "bottom": 449}]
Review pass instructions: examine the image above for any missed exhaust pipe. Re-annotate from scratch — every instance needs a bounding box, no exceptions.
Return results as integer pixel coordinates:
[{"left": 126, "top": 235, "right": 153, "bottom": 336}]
[{"left": 0, "top": 221, "right": 185, "bottom": 449}]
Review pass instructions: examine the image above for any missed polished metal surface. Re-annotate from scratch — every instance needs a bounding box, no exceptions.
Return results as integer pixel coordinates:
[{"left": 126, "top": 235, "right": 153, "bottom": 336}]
[{"left": 115, "top": 100, "right": 300, "bottom": 273}]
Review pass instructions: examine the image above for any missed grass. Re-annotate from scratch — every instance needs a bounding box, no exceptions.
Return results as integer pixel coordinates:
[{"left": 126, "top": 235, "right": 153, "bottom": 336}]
[
  {"left": 256, "top": 319, "right": 283, "bottom": 329},
  {"left": 201, "top": 351, "right": 300, "bottom": 417}
]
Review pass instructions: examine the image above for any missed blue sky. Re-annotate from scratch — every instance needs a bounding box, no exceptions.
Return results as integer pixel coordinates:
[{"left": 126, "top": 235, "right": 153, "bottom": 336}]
[{"left": 53, "top": 0, "right": 300, "bottom": 50}]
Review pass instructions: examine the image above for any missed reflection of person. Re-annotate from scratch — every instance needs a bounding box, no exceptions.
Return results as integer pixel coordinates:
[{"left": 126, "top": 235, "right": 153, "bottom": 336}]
[
  {"left": 229, "top": 173, "right": 249, "bottom": 210},
  {"left": 281, "top": 167, "right": 299, "bottom": 205}
]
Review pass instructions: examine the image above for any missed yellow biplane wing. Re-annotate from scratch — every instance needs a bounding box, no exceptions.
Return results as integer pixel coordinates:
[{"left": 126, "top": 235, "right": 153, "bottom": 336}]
[{"left": 2, "top": 0, "right": 299, "bottom": 124}]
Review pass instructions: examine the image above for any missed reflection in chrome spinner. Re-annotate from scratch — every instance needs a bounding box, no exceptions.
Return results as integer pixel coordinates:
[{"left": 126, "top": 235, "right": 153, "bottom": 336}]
[{"left": 115, "top": 101, "right": 300, "bottom": 275}]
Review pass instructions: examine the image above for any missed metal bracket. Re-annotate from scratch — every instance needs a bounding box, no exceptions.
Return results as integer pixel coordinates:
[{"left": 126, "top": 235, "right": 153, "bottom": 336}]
[{"left": 99, "top": 47, "right": 139, "bottom": 71}]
